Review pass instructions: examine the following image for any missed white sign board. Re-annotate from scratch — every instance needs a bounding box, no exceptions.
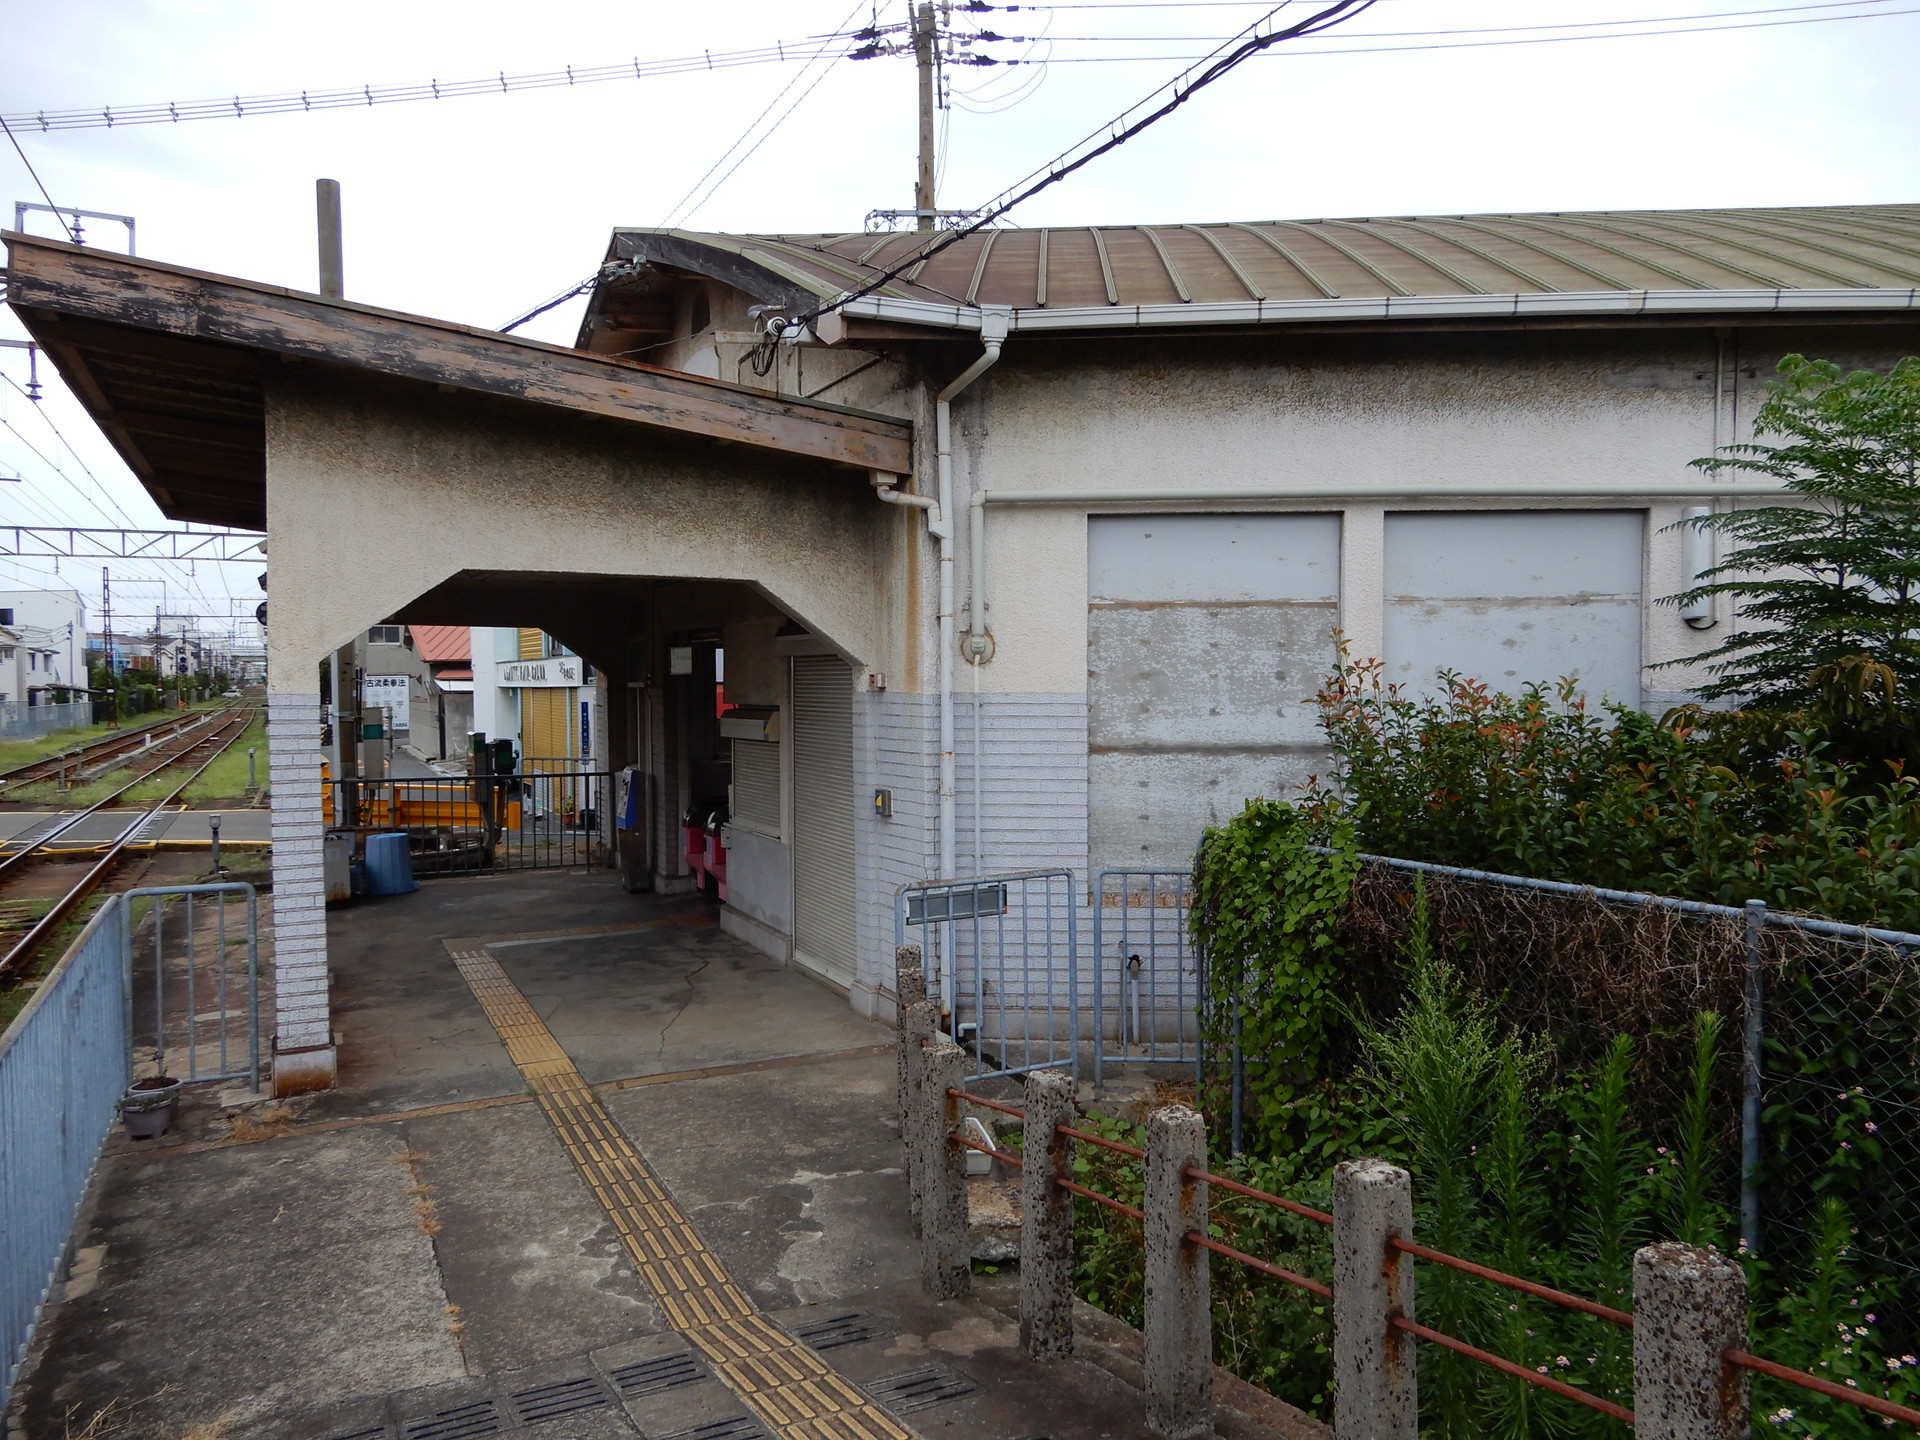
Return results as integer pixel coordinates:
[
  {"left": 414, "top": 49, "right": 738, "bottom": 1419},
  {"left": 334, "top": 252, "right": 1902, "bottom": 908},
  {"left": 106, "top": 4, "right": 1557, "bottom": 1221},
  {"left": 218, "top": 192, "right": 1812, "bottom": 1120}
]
[
  {"left": 497, "top": 655, "right": 584, "bottom": 688},
  {"left": 363, "top": 674, "right": 411, "bottom": 729}
]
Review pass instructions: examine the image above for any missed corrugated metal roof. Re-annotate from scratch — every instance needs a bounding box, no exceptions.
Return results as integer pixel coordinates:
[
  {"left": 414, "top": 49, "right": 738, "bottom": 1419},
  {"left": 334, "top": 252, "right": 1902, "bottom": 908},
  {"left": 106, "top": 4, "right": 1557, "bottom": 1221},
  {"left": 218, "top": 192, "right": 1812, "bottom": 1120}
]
[
  {"left": 407, "top": 624, "right": 470, "bottom": 664},
  {"left": 613, "top": 203, "right": 1920, "bottom": 316}
]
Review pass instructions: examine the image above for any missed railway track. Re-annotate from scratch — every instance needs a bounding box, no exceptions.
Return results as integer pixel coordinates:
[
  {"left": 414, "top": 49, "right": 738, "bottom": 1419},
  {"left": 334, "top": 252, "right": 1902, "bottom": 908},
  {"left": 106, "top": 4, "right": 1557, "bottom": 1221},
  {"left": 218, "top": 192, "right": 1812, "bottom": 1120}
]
[
  {"left": 0, "top": 706, "right": 258, "bottom": 980},
  {"left": 0, "top": 704, "right": 246, "bottom": 791}
]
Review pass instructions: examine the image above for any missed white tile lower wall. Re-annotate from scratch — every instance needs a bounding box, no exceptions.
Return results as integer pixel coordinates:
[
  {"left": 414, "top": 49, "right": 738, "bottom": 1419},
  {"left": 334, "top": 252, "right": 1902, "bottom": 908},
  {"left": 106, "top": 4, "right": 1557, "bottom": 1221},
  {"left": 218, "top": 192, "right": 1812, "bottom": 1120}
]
[
  {"left": 267, "top": 692, "right": 331, "bottom": 1051},
  {"left": 850, "top": 690, "right": 1090, "bottom": 1020}
]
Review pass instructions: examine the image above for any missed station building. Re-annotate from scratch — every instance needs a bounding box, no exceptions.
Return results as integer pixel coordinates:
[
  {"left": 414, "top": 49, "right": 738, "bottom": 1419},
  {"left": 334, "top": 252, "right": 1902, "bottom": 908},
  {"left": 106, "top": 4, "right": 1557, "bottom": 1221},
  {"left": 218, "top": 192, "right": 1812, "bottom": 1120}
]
[{"left": 6, "top": 201, "right": 1920, "bottom": 1092}]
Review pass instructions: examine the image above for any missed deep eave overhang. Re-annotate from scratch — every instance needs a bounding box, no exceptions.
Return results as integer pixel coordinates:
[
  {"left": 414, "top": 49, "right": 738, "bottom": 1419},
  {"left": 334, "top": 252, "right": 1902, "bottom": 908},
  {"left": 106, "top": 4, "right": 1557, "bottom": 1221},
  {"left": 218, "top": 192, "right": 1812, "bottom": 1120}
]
[{"left": 1, "top": 234, "right": 912, "bottom": 530}]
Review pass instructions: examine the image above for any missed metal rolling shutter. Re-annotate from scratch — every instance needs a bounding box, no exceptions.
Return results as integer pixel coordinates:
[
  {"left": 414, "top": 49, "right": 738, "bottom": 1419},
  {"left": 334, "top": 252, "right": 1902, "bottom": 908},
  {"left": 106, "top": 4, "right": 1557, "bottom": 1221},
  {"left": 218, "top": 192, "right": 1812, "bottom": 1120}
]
[
  {"left": 790, "top": 657, "right": 856, "bottom": 989},
  {"left": 730, "top": 739, "right": 781, "bottom": 838}
]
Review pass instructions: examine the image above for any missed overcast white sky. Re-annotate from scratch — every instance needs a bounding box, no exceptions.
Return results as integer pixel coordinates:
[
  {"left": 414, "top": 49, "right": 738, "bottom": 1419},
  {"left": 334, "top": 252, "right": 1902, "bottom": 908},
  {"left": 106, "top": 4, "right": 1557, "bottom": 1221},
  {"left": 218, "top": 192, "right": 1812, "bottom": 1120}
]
[{"left": 2, "top": 0, "right": 1918, "bottom": 631}]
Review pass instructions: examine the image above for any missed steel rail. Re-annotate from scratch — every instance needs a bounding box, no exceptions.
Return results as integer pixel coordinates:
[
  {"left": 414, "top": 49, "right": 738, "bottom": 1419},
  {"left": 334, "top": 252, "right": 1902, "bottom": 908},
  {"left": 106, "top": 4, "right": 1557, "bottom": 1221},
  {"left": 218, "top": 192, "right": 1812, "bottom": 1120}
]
[
  {"left": 0, "top": 706, "right": 235, "bottom": 788},
  {"left": 952, "top": 1132, "right": 1025, "bottom": 1168},
  {"left": 0, "top": 707, "right": 252, "bottom": 879},
  {"left": 0, "top": 710, "right": 256, "bottom": 980},
  {"left": 949, "top": 1088, "right": 1025, "bottom": 1118}
]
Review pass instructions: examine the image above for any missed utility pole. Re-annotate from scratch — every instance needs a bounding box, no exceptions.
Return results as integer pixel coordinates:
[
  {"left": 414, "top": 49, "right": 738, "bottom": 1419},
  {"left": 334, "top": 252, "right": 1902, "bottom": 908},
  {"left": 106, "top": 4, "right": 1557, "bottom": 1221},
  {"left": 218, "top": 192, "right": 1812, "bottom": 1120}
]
[
  {"left": 316, "top": 179, "right": 344, "bottom": 298},
  {"left": 914, "top": 2, "right": 937, "bottom": 231}
]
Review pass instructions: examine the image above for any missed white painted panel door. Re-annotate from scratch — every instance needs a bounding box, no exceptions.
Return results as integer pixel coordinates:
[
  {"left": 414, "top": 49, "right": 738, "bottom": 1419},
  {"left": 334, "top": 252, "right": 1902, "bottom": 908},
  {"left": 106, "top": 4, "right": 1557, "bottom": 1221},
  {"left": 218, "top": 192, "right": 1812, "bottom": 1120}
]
[
  {"left": 1383, "top": 510, "right": 1644, "bottom": 705},
  {"left": 1087, "top": 513, "right": 1342, "bottom": 871},
  {"left": 789, "top": 657, "right": 857, "bottom": 989}
]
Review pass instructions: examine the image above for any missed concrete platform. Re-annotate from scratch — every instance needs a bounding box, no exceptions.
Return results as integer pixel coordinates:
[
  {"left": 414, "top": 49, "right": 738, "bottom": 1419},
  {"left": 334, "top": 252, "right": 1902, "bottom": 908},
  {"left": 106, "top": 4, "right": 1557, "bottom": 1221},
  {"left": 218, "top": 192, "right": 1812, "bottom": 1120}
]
[
  {"left": 0, "top": 807, "right": 271, "bottom": 851},
  {"left": 7, "top": 868, "right": 1316, "bottom": 1440}
]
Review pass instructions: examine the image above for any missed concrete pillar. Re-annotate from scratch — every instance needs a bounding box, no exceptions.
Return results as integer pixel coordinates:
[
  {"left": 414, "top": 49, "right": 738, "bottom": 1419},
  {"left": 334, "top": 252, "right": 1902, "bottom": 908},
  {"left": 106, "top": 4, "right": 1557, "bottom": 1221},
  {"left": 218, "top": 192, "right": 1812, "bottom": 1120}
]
[
  {"left": 915, "top": 1040, "right": 972, "bottom": 1299},
  {"left": 896, "top": 943, "right": 927, "bottom": 1126},
  {"left": 266, "top": 689, "right": 335, "bottom": 1095},
  {"left": 899, "top": 998, "right": 937, "bottom": 1238},
  {"left": 1019, "top": 1068, "right": 1078, "bottom": 1360},
  {"left": 1332, "top": 1158, "right": 1416, "bottom": 1440},
  {"left": 1143, "top": 1105, "right": 1211, "bottom": 1440},
  {"left": 1633, "top": 1242, "right": 1749, "bottom": 1440}
]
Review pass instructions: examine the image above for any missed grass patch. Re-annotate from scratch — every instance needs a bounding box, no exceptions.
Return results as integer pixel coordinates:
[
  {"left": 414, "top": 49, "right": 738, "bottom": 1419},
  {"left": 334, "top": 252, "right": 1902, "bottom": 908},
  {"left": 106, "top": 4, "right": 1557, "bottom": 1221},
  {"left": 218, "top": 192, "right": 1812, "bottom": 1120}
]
[
  {"left": 182, "top": 714, "right": 267, "bottom": 803},
  {"left": 0, "top": 701, "right": 224, "bottom": 775}
]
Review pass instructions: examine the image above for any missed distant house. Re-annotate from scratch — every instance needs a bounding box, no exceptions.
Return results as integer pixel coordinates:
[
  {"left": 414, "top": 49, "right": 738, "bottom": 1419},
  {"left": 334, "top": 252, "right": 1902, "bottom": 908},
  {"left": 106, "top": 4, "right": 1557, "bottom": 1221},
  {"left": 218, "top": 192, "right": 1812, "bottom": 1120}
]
[{"left": 407, "top": 625, "right": 474, "bottom": 759}]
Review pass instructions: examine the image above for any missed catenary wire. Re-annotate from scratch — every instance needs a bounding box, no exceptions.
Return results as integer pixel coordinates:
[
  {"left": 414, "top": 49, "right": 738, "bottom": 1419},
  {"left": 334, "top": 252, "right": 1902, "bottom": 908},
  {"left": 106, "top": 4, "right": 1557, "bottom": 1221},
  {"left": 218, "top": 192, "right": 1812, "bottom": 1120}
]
[
  {"left": 0, "top": 114, "right": 78, "bottom": 241},
  {"left": 670, "top": 4, "right": 869, "bottom": 229}
]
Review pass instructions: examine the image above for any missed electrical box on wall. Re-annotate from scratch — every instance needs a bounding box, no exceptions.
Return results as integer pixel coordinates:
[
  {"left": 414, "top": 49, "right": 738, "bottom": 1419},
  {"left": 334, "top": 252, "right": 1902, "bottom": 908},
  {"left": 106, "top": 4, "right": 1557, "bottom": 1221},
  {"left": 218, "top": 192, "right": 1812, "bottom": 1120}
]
[{"left": 873, "top": 788, "right": 893, "bottom": 818}]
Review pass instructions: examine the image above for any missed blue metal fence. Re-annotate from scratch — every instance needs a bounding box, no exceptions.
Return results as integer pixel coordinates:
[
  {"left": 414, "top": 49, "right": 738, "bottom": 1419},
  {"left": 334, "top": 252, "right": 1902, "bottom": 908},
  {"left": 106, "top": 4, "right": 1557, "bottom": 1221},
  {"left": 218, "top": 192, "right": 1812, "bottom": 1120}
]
[{"left": 0, "top": 896, "right": 130, "bottom": 1408}]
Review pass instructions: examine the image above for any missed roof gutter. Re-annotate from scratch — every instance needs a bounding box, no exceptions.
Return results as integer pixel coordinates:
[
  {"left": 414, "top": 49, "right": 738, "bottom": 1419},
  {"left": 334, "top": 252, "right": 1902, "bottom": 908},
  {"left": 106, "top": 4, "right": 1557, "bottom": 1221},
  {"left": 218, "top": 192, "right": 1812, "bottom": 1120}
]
[{"left": 835, "top": 286, "right": 1920, "bottom": 337}]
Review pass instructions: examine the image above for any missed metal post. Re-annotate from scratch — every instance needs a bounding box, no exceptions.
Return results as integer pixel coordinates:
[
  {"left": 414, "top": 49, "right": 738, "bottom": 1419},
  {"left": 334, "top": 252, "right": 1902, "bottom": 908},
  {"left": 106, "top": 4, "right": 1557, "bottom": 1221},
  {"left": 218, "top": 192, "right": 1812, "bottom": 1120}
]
[
  {"left": 209, "top": 814, "right": 222, "bottom": 874},
  {"left": 1333, "top": 1158, "right": 1418, "bottom": 1440},
  {"left": 1020, "top": 1068, "right": 1077, "bottom": 1360},
  {"left": 1143, "top": 1104, "right": 1211, "bottom": 1440},
  {"left": 247, "top": 746, "right": 256, "bottom": 791},
  {"left": 316, "top": 179, "right": 344, "bottom": 297},
  {"left": 1739, "top": 898, "right": 1766, "bottom": 1255},
  {"left": 1229, "top": 983, "right": 1245, "bottom": 1157},
  {"left": 1632, "top": 1242, "right": 1749, "bottom": 1440}
]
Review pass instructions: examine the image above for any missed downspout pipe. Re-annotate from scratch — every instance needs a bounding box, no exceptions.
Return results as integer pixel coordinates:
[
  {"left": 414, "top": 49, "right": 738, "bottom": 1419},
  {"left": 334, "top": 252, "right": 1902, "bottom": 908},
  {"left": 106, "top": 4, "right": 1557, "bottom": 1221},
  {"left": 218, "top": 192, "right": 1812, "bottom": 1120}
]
[{"left": 930, "top": 308, "right": 1008, "bottom": 881}]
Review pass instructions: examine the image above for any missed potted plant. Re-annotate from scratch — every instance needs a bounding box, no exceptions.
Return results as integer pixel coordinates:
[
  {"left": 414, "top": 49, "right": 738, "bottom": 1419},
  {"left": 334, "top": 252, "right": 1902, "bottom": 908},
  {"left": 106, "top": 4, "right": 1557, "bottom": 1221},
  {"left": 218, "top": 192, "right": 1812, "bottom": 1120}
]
[{"left": 121, "top": 1076, "right": 181, "bottom": 1139}]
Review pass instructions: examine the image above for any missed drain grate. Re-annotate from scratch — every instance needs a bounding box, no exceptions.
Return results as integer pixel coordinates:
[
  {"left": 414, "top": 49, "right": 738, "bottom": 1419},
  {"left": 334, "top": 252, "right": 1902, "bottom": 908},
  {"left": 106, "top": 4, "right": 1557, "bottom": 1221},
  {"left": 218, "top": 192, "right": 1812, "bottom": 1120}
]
[
  {"left": 789, "top": 1312, "right": 891, "bottom": 1351},
  {"left": 863, "top": 1363, "right": 978, "bottom": 1414},
  {"left": 607, "top": 1349, "right": 710, "bottom": 1398},
  {"left": 401, "top": 1401, "right": 503, "bottom": 1440},
  {"left": 657, "top": 1417, "right": 770, "bottom": 1440},
  {"left": 511, "top": 1375, "right": 610, "bottom": 1424}
]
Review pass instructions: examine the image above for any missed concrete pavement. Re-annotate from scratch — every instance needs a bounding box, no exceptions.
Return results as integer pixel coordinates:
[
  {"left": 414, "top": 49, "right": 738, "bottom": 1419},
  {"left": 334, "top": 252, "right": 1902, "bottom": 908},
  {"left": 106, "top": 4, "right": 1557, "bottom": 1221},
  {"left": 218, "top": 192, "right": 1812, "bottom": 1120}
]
[{"left": 8, "top": 869, "right": 1313, "bottom": 1440}]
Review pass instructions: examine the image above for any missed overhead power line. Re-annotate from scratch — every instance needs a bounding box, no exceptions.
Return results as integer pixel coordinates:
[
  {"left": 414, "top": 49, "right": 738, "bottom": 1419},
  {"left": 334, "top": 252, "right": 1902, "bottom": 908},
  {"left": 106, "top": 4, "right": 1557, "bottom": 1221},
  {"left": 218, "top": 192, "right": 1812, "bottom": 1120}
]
[
  {"left": 1024, "top": 1, "right": 1916, "bottom": 59},
  {"left": 0, "top": 40, "right": 848, "bottom": 135},
  {"left": 779, "top": 0, "right": 1383, "bottom": 339},
  {"left": 0, "top": 114, "right": 78, "bottom": 240}
]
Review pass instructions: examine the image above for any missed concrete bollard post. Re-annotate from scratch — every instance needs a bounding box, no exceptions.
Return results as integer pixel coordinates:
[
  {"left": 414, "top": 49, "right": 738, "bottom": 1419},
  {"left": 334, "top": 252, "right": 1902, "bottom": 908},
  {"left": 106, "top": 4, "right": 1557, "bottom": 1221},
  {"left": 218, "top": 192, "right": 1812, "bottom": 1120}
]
[
  {"left": 899, "top": 1000, "right": 938, "bottom": 1238},
  {"left": 896, "top": 946, "right": 930, "bottom": 1129},
  {"left": 915, "top": 1041, "right": 972, "bottom": 1299},
  {"left": 1632, "top": 1242, "right": 1749, "bottom": 1440},
  {"left": 1333, "top": 1158, "right": 1417, "bottom": 1440},
  {"left": 1020, "top": 1067, "right": 1078, "bottom": 1360},
  {"left": 1143, "top": 1105, "right": 1212, "bottom": 1440}
]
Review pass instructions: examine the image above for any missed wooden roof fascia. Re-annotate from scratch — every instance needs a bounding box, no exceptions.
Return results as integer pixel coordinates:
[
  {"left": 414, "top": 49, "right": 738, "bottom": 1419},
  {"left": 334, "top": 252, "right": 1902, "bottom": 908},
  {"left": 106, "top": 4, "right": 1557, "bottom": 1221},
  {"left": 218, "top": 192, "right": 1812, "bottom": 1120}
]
[{"left": 3, "top": 235, "right": 912, "bottom": 476}]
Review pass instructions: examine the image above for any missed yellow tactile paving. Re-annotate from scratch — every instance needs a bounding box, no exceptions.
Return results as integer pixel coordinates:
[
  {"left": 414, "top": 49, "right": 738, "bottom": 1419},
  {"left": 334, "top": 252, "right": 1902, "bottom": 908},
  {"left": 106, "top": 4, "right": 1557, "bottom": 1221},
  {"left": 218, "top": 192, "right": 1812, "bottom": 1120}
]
[{"left": 443, "top": 939, "right": 916, "bottom": 1440}]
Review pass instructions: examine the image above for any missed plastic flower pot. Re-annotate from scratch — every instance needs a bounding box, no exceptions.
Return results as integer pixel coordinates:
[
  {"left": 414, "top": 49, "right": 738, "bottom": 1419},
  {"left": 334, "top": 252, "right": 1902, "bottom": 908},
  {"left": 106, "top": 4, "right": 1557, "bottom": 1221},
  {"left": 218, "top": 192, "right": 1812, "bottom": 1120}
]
[{"left": 120, "top": 1076, "right": 181, "bottom": 1140}]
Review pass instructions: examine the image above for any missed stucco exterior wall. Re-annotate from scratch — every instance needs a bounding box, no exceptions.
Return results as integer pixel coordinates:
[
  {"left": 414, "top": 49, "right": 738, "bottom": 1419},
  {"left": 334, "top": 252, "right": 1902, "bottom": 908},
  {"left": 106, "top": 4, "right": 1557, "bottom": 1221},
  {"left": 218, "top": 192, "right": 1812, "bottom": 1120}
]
[{"left": 262, "top": 370, "right": 892, "bottom": 687}]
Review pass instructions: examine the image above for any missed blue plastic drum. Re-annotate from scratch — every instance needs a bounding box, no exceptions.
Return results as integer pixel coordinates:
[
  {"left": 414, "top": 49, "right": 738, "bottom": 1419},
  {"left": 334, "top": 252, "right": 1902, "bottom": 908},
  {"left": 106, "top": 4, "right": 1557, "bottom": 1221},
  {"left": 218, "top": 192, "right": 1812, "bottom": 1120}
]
[{"left": 363, "top": 832, "right": 419, "bottom": 896}]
